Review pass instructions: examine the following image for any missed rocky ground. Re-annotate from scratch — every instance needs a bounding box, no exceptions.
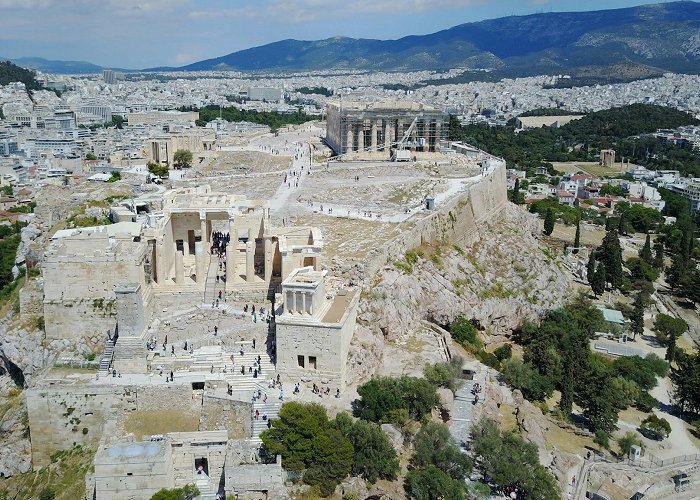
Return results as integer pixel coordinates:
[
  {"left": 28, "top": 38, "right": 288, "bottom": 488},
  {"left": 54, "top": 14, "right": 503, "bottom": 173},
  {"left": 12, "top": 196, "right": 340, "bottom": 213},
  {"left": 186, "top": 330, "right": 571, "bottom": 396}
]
[{"left": 357, "top": 203, "right": 572, "bottom": 343}]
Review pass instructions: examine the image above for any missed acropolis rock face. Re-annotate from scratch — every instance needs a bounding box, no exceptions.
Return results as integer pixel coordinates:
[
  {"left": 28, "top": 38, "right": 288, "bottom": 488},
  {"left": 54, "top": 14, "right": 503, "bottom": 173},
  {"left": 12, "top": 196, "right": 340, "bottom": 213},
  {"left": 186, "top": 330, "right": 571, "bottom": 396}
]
[{"left": 358, "top": 203, "right": 572, "bottom": 341}]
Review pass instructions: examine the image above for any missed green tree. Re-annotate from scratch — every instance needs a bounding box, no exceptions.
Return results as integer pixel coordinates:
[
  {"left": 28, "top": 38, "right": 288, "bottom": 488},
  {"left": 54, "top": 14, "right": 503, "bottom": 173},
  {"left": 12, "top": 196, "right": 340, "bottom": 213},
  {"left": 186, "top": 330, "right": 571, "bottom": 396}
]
[
  {"left": 423, "top": 359, "right": 462, "bottom": 391},
  {"left": 470, "top": 418, "right": 559, "bottom": 500},
  {"left": 617, "top": 431, "right": 643, "bottom": 456},
  {"left": 640, "top": 414, "right": 672, "bottom": 440},
  {"left": 502, "top": 358, "right": 554, "bottom": 401},
  {"left": 405, "top": 466, "right": 466, "bottom": 500},
  {"left": 173, "top": 149, "right": 193, "bottom": 168},
  {"left": 511, "top": 178, "right": 521, "bottom": 205},
  {"left": 354, "top": 376, "right": 439, "bottom": 423},
  {"left": 147, "top": 161, "right": 169, "bottom": 178},
  {"left": 653, "top": 238, "right": 665, "bottom": 269},
  {"left": 543, "top": 208, "right": 555, "bottom": 236},
  {"left": 149, "top": 485, "right": 199, "bottom": 500},
  {"left": 413, "top": 422, "right": 472, "bottom": 480},
  {"left": 618, "top": 212, "right": 627, "bottom": 235},
  {"left": 347, "top": 419, "right": 399, "bottom": 483},
  {"left": 670, "top": 351, "right": 700, "bottom": 415},
  {"left": 630, "top": 292, "right": 646, "bottom": 340},
  {"left": 591, "top": 262, "right": 606, "bottom": 297},
  {"left": 640, "top": 234, "right": 653, "bottom": 264},
  {"left": 260, "top": 402, "right": 353, "bottom": 495},
  {"left": 587, "top": 252, "right": 597, "bottom": 283},
  {"left": 653, "top": 313, "right": 687, "bottom": 363},
  {"left": 574, "top": 220, "right": 581, "bottom": 248},
  {"left": 449, "top": 316, "right": 480, "bottom": 347},
  {"left": 598, "top": 229, "right": 624, "bottom": 289},
  {"left": 303, "top": 427, "right": 354, "bottom": 496},
  {"left": 493, "top": 344, "right": 513, "bottom": 362},
  {"left": 85, "top": 152, "right": 97, "bottom": 160},
  {"left": 575, "top": 356, "right": 621, "bottom": 433}
]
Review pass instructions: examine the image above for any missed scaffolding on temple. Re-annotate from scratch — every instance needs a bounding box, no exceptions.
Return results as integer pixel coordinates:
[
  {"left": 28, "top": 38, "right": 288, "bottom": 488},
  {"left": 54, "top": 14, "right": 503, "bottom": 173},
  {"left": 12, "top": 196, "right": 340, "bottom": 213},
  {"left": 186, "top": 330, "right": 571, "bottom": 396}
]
[{"left": 324, "top": 100, "right": 448, "bottom": 158}]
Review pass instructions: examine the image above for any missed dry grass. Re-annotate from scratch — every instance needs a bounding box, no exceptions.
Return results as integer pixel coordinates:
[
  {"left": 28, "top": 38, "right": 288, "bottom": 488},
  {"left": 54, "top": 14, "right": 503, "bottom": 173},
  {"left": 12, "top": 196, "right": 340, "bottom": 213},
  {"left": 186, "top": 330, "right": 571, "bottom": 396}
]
[
  {"left": 545, "top": 425, "right": 596, "bottom": 454},
  {"left": 123, "top": 410, "right": 199, "bottom": 440},
  {"left": 550, "top": 161, "right": 629, "bottom": 178},
  {"left": 618, "top": 407, "right": 648, "bottom": 427},
  {"left": 499, "top": 403, "right": 518, "bottom": 433}
]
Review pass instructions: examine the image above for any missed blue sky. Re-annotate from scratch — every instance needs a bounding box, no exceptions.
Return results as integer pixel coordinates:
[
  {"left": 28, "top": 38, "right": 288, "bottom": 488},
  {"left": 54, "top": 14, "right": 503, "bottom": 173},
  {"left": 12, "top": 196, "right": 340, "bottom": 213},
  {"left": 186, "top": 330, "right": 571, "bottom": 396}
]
[{"left": 0, "top": 0, "right": 681, "bottom": 68}]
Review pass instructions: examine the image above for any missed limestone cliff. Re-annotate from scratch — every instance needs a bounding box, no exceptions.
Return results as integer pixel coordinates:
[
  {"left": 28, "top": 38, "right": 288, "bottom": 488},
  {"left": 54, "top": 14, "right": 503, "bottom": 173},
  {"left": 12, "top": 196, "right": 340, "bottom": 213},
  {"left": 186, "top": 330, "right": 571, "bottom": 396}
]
[{"left": 358, "top": 203, "right": 572, "bottom": 342}]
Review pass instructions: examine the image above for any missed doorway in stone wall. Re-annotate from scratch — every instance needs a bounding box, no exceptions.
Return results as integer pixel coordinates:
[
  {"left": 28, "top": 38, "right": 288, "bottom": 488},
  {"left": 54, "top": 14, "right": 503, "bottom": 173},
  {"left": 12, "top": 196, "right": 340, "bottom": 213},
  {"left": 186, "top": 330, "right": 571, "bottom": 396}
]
[{"left": 195, "top": 457, "right": 209, "bottom": 476}]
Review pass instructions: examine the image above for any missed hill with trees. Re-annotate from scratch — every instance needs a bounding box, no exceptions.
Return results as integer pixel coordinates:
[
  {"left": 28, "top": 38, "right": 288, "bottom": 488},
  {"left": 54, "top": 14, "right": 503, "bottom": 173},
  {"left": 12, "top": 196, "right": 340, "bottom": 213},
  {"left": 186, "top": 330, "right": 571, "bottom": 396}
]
[
  {"left": 450, "top": 104, "right": 700, "bottom": 176},
  {"left": 0, "top": 61, "right": 43, "bottom": 92}
]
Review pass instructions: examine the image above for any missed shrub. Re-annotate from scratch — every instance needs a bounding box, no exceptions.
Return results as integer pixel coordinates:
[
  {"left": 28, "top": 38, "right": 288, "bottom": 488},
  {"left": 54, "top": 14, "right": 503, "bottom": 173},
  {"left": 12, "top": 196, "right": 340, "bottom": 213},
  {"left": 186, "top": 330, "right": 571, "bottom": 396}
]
[
  {"left": 640, "top": 415, "right": 671, "bottom": 440},
  {"left": 424, "top": 361, "right": 460, "bottom": 391},
  {"left": 493, "top": 344, "right": 513, "bottom": 362},
  {"left": 594, "top": 430, "right": 610, "bottom": 449},
  {"left": 354, "top": 376, "right": 439, "bottom": 423},
  {"left": 617, "top": 431, "right": 643, "bottom": 456},
  {"left": 449, "top": 316, "right": 480, "bottom": 347}
]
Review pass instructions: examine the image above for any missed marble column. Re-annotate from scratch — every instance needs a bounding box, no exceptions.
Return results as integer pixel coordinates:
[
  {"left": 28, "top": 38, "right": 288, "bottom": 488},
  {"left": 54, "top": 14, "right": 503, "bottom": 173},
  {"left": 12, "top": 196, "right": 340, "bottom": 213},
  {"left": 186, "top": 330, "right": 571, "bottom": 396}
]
[
  {"left": 200, "top": 217, "right": 208, "bottom": 246},
  {"left": 346, "top": 127, "right": 354, "bottom": 153},
  {"left": 384, "top": 121, "right": 391, "bottom": 150},
  {"left": 301, "top": 292, "right": 306, "bottom": 315},
  {"left": 264, "top": 237, "right": 273, "bottom": 282},
  {"left": 357, "top": 123, "right": 364, "bottom": 152},
  {"left": 195, "top": 241, "right": 205, "bottom": 284},
  {"left": 434, "top": 123, "right": 442, "bottom": 152},
  {"left": 371, "top": 121, "right": 378, "bottom": 151},
  {"left": 246, "top": 240, "right": 255, "bottom": 281},
  {"left": 227, "top": 219, "right": 236, "bottom": 274},
  {"left": 175, "top": 250, "right": 184, "bottom": 284},
  {"left": 307, "top": 292, "right": 313, "bottom": 315}
]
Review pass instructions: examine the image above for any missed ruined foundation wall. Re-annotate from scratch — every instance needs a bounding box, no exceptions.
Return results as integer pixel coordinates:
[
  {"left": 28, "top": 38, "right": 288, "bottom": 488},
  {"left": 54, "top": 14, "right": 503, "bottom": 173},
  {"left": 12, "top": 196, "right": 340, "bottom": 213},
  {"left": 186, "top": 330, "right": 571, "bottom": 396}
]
[
  {"left": 365, "top": 161, "right": 507, "bottom": 276},
  {"left": 26, "top": 385, "right": 124, "bottom": 466}
]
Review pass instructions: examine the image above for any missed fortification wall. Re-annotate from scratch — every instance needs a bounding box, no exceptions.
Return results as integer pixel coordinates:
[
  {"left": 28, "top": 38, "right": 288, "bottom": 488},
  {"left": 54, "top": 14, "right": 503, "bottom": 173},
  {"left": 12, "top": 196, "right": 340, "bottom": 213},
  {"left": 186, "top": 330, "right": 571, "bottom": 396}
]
[
  {"left": 26, "top": 385, "right": 124, "bottom": 466},
  {"left": 364, "top": 161, "right": 507, "bottom": 276},
  {"left": 44, "top": 299, "right": 117, "bottom": 340}
]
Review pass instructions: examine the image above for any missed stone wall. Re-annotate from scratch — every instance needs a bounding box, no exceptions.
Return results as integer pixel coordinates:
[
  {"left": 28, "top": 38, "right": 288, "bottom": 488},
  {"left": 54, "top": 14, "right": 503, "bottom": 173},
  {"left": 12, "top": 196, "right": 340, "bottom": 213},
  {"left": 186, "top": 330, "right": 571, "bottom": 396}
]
[
  {"left": 169, "top": 431, "right": 228, "bottom": 489},
  {"left": 134, "top": 384, "right": 200, "bottom": 412},
  {"left": 201, "top": 394, "right": 252, "bottom": 440},
  {"left": 26, "top": 385, "right": 123, "bottom": 466},
  {"left": 364, "top": 161, "right": 507, "bottom": 276},
  {"left": 225, "top": 453, "right": 284, "bottom": 496}
]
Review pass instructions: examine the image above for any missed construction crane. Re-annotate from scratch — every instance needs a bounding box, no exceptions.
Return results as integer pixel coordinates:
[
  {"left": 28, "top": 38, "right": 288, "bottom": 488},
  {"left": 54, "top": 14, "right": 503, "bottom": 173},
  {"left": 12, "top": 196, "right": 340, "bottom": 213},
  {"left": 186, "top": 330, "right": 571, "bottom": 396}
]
[{"left": 391, "top": 114, "right": 422, "bottom": 162}]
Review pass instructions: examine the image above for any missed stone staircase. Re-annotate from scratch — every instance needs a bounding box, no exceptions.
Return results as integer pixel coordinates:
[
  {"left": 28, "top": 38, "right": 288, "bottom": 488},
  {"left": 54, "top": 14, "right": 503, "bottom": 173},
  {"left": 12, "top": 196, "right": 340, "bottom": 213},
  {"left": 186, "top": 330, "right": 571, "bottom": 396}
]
[
  {"left": 189, "top": 345, "right": 229, "bottom": 373},
  {"left": 98, "top": 338, "right": 115, "bottom": 375},
  {"left": 252, "top": 397, "right": 282, "bottom": 439},
  {"left": 193, "top": 471, "right": 217, "bottom": 500},
  {"left": 203, "top": 256, "right": 223, "bottom": 306}
]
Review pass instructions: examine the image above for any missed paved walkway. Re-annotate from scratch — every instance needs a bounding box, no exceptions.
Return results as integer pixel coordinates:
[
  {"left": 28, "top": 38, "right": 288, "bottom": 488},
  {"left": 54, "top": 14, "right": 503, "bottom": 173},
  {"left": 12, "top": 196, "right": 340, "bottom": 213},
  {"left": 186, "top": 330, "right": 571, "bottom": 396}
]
[{"left": 450, "top": 367, "right": 488, "bottom": 449}]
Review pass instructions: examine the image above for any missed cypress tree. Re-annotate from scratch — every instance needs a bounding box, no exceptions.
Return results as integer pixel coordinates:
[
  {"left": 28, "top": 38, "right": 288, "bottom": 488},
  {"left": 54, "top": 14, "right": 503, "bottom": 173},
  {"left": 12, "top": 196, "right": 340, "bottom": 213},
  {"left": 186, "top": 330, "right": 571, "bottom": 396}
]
[
  {"left": 544, "top": 208, "right": 555, "bottom": 236},
  {"left": 630, "top": 292, "right": 646, "bottom": 340},
  {"left": 587, "top": 251, "right": 597, "bottom": 283},
  {"left": 511, "top": 178, "right": 521, "bottom": 205},
  {"left": 618, "top": 212, "right": 626, "bottom": 236},
  {"left": 639, "top": 234, "right": 653, "bottom": 264},
  {"left": 666, "top": 332, "right": 677, "bottom": 364},
  {"left": 653, "top": 239, "right": 665, "bottom": 270},
  {"left": 591, "top": 262, "right": 606, "bottom": 297},
  {"left": 599, "top": 230, "right": 623, "bottom": 289},
  {"left": 574, "top": 220, "right": 581, "bottom": 249}
]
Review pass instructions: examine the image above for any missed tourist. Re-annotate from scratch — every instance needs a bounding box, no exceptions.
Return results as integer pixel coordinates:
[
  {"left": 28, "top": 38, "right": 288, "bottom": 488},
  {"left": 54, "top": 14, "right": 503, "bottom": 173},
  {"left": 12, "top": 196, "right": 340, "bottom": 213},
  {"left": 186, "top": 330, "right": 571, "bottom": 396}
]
[
  {"left": 214, "top": 326, "right": 218, "bottom": 335},
  {"left": 252, "top": 338, "right": 256, "bottom": 349},
  {"left": 279, "top": 389, "right": 284, "bottom": 401},
  {"left": 171, "top": 345, "right": 175, "bottom": 355},
  {"left": 170, "top": 371, "right": 174, "bottom": 381},
  {"left": 263, "top": 394, "right": 267, "bottom": 403},
  {"left": 255, "top": 409, "right": 259, "bottom": 420},
  {"left": 336, "top": 388, "right": 340, "bottom": 398}
]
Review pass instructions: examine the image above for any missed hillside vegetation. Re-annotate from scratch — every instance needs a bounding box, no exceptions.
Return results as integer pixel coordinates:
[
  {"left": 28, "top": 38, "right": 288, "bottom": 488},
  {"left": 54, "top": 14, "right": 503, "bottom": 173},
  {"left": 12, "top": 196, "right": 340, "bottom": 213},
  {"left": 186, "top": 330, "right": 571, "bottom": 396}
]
[
  {"left": 0, "top": 61, "right": 42, "bottom": 91},
  {"left": 449, "top": 104, "right": 700, "bottom": 175}
]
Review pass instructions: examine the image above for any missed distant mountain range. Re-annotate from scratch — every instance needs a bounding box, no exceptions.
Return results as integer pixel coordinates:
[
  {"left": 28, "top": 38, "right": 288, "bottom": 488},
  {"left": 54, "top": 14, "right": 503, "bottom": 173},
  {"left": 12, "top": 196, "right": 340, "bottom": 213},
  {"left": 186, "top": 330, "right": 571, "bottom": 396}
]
[{"left": 5, "top": 1, "right": 700, "bottom": 78}]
